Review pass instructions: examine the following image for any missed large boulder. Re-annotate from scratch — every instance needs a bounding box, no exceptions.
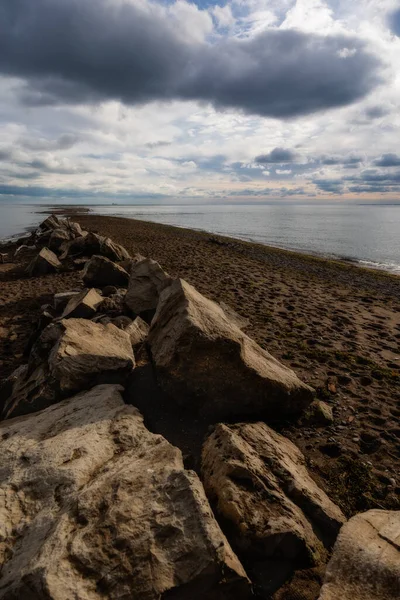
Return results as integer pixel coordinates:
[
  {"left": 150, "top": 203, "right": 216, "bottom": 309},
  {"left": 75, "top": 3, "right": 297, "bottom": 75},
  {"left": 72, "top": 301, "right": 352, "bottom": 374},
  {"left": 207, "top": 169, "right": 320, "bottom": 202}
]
[
  {"left": 125, "top": 257, "right": 173, "bottom": 317},
  {"left": 100, "top": 236, "right": 131, "bottom": 261},
  {"left": 60, "top": 232, "right": 129, "bottom": 262},
  {"left": 39, "top": 214, "right": 63, "bottom": 231},
  {"left": 318, "top": 510, "right": 400, "bottom": 600},
  {"left": 27, "top": 247, "right": 61, "bottom": 276},
  {"left": 0, "top": 384, "right": 250, "bottom": 599},
  {"left": 148, "top": 279, "right": 314, "bottom": 421},
  {"left": 202, "top": 422, "right": 346, "bottom": 596},
  {"left": 1, "top": 319, "right": 135, "bottom": 419},
  {"left": 48, "top": 227, "right": 71, "bottom": 252},
  {"left": 83, "top": 255, "right": 129, "bottom": 287},
  {"left": 61, "top": 288, "right": 103, "bottom": 319},
  {"left": 49, "top": 318, "right": 135, "bottom": 396}
]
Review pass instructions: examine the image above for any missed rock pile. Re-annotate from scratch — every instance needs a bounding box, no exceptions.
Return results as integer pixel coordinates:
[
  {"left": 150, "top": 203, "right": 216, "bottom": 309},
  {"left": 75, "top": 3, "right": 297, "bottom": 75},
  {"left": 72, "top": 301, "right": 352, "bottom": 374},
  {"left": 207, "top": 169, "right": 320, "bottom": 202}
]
[{"left": 0, "top": 214, "right": 398, "bottom": 600}]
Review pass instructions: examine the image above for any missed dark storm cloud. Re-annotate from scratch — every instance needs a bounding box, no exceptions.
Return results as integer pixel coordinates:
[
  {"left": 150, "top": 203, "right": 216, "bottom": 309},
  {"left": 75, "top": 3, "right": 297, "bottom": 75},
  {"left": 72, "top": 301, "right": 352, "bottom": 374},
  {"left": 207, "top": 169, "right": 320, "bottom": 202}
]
[
  {"left": 389, "top": 8, "right": 400, "bottom": 36},
  {"left": 373, "top": 153, "right": 400, "bottom": 167},
  {"left": 0, "top": 0, "right": 382, "bottom": 118},
  {"left": 255, "top": 148, "right": 297, "bottom": 163}
]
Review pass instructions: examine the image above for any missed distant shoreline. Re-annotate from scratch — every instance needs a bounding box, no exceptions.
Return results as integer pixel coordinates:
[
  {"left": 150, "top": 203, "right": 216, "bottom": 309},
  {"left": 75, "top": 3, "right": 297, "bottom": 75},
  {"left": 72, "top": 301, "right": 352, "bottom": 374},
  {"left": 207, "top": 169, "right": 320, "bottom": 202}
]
[{"left": 1, "top": 205, "right": 400, "bottom": 277}]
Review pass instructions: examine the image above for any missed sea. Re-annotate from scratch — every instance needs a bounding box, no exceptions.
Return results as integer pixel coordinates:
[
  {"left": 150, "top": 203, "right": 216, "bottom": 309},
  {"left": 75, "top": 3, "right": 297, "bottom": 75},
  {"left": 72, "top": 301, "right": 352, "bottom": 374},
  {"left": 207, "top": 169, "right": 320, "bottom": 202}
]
[{"left": 1, "top": 202, "right": 399, "bottom": 274}]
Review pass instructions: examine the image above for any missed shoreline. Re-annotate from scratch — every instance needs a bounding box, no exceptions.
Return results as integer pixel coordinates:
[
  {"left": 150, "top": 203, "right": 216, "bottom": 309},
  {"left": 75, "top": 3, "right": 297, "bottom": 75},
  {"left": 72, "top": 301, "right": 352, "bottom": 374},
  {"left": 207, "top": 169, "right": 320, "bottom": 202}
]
[{"left": 2, "top": 204, "right": 400, "bottom": 276}]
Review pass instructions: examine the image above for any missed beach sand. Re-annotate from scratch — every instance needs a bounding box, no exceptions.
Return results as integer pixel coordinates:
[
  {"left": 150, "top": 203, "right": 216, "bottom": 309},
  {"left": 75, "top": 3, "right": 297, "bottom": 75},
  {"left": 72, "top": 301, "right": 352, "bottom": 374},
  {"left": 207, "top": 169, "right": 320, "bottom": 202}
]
[{"left": 1, "top": 214, "right": 399, "bottom": 517}]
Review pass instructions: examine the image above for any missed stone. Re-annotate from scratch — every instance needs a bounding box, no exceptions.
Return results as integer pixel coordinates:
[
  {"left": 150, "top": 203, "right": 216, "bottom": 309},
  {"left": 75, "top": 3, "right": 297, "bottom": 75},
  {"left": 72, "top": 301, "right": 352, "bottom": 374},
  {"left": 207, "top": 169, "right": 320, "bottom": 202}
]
[
  {"left": 99, "top": 289, "right": 126, "bottom": 315},
  {"left": 27, "top": 247, "right": 61, "bottom": 276},
  {"left": 2, "top": 319, "right": 135, "bottom": 419},
  {"left": 125, "top": 257, "right": 172, "bottom": 317},
  {"left": 82, "top": 255, "right": 129, "bottom": 288},
  {"left": 54, "top": 291, "right": 81, "bottom": 311},
  {"left": 148, "top": 279, "right": 314, "bottom": 421},
  {"left": 219, "top": 301, "right": 250, "bottom": 330},
  {"left": 202, "top": 422, "right": 346, "bottom": 596},
  {"left": 120, "top": 253, "right": 147, "bottom": 274},
  {"left": 59, "top": 235, "right": 88, "bottom": 259},
  {"left": 49, "top": 318, "right": 135, "bottom": 396},
  {"left": 0, "top": 384, "right": 250, "bottom": 599},
  {"left": 318, "top": 510, "right": 400, "bottom": 600},
  {"left": 126, "top": 316, "right": 150, "bottom": 347},
  {"left": 48, "top": 227, "right": 71, "bottom": 252},
  {"left": 102, "top": 285, "right": 118, "bottom": 297},
  {"left": 61, "top": 288, "right": 103, "bottom": 319},
  {"left": 303, "top": 400, "right": 334, "bottom": 426},
  {"left": 100, "top": 236, "right": 131, "bottom": 261},
  {"left": 39, "top": 214, "right": 63, "bottom": 231},
  {"left": 64, "top": 219, "right": 85, "bottom": 238}
]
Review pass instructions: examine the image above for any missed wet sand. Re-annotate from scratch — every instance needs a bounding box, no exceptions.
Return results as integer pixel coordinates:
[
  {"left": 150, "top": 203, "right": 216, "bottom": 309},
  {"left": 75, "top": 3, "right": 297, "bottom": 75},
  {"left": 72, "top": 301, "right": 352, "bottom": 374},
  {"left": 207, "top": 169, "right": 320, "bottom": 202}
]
[{"left": 1, "top": 214, "right": 399, "bottom": 516}]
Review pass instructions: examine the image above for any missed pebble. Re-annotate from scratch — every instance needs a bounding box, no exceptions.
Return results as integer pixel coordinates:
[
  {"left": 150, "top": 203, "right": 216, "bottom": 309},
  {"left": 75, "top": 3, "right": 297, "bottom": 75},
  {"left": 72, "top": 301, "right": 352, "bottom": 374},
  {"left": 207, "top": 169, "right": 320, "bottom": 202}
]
[
  {"left": 389, "top": 478, "right": 396, "bottom": 487},
  {"left": 352, "top": 436, "right": 360, "bottom": 443}
]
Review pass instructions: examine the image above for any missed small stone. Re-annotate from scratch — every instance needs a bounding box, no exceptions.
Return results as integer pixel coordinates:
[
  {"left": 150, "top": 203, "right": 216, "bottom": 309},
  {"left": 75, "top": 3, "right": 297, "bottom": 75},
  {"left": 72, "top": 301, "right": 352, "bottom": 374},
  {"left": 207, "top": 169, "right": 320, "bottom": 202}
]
[{"left": 352, "top": 436, "right": 360, "bottom": 443}]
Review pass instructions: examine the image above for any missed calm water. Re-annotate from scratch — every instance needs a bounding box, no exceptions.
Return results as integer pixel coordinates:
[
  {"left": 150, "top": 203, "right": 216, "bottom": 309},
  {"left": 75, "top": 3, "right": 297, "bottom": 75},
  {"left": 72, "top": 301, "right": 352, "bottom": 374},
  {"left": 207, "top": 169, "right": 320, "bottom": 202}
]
[{"left": 1, "top": 203, "right": 400, "bottom": 274}]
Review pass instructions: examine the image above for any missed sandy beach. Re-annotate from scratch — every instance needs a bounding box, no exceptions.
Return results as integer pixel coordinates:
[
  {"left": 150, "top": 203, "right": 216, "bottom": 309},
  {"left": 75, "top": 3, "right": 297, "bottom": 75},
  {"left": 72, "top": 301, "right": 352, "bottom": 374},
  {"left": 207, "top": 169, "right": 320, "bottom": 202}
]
[{"left": 1, "top": 214, "right": 399, "bottom": 518}]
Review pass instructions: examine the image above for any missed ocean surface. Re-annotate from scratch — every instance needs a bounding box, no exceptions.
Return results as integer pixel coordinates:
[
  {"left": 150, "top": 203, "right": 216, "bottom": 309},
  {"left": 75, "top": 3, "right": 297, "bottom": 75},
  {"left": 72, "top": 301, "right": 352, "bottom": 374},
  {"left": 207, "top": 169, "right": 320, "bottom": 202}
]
[{"left": 1, "top": 203, "right": 400, "bottom": 274}]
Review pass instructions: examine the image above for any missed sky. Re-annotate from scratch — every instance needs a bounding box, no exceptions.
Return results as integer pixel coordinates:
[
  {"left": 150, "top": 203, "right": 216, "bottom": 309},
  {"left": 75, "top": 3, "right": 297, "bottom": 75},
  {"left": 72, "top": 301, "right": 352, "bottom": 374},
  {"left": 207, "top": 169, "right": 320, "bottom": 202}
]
[{"left": 1, "top": 0, "right": 400, "bottom": 204}]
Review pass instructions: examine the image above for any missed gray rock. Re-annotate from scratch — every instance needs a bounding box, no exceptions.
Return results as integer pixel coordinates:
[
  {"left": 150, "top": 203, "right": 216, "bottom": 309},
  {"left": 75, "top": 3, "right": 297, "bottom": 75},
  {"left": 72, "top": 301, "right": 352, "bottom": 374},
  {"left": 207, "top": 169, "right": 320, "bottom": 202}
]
[
  {"left": 53, "top": 291, "right": 81, "bottom": 311},
  {"left": 148, "top": 279, "right": 314, "bottom": 421},
  {"left": 126, "top": 316, "right": 150, "bottom": 347},
  {"left": 49, "top": 318, "right": 135, "bottom": 396},
  {"left": 2, "top": 319, "right": 135, "bottom": 419},
  {"left": 318, "top": 510, "right": 400, "bottom": 600},
  {"left": 82, "top": 255, "right": 129, "bottom": 287},
  {"left": 202, "top": 422, "right": 346, "bottom": 596},
  {"left": 27, "top": 247, "right": 61, "bottom": 276},
  {"left": 0, "top": 384, "right": 250, "bottom": 600},
  {"left": 125, "top": 257, "right": 173, "bottom": 316},
  {"left": 61, "top": 288, "right": 103, "bottom": 319},
  {"left": 48, "top": 228, "right": 71, "bottom": 252}
]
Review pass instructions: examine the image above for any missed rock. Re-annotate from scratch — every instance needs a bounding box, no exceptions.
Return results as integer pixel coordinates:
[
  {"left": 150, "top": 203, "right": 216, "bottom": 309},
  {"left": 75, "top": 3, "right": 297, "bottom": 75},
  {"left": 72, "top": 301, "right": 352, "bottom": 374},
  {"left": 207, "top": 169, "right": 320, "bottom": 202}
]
[
  {"left": 1, "top": 363, "right": 55, "bottom": 420},
  {"left": 48, "top": 227, "right": 71, "bottom": 252},
  {"left": 148, "top": 279, "right": 314, "bottom": 421},
  {"left": 64, "top": 219, "right": 85, "bottom": 238},
  {"left": 100, "top": 289, "right": 126, "bottom": 315},
  {"left": 219, "top": 301, "right": 250, "bottom": 330},
  {"left": 0, "top": 364, "right": 28, "bottom": 409},
  {"left": 100, "top": 236, "right": 130, "bottom": 261},
  {"left": 59, "top": 234, "right": 88, "bottom": 259},
  {"left": 304, "top": 400, "right": 334, "bottom": 426},
  {"left": 120, "top": 253, "right": 147, "bottom": 274},
  {"left": 83, "top": 255, "right": 129, "bottom": 288},
  {"left": 49, "top": 319, "right": 135, "bottom": 396},
  {"left": 318, "top": 510, "right": 400, "bottom": 600},
  {"left": 125, "top": 258, "right": 172, "bottom": 317},
  {"left": 2, "top": 319, "right": 135, "bottom": 419},
  {"left": 202, "top": 422, "right": 346, "bottom": 596},
  {"left": 53, "top": 291, "right": 81, "bottom": 311},
  {"left": 126, "top": 316, "right": 150, "bottom": 347},
  {"left": 61, "top": 288, "right": 103, "bottom": 319},
  {"left": 102, "top": 285, "right": 118, "bottom": 297},
  {"left": 27, "top": 247, "right": 61, "bottom": 276},
  {"left": 39, "top": 214, "right": 63, "bottom": 231},
  {"left": 0, "top": 384, "right": 250, "bottom": 599}
]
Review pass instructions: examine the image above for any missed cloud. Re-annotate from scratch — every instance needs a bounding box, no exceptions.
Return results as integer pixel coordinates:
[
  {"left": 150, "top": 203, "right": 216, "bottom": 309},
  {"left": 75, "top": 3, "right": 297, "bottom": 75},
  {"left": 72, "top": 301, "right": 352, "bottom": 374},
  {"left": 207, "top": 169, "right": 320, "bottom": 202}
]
[
  {"left": 255, "top": 147, "right": 297, "bottom": 163},
  {"left": 389, "top": 8, "right": 400, "bottom": 36},
  {"left": 313, "top": 178, "right": 344, "bottom": 193},
  {"left": 0, "top": 0, "right": 382, "bottom": 119},
  {"left": 373, "top": 153, "right": 400, "bottom": 167}
]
